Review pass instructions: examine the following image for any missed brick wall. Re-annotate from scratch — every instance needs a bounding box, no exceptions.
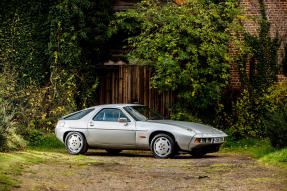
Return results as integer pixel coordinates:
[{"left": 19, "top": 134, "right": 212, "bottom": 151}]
[{"left": 230, "top": 0, "right": 287, "bottom": 89}]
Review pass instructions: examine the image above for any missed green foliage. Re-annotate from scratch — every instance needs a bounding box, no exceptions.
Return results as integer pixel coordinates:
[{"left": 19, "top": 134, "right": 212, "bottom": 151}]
[
  {"left": 0, "top": 71, "right": 26, "bottom": 152},
  {"left": 229, "top": 0, "right": 284, "bottom": 139},
  {"left": 222, "top": 138, "right": 287, "bottom": 168},
  {"left": 0, "top": 107, "right": 11, "bottom": 152},
  {"left": 263, "top": 104, "right": 287, "bottom": 149},
  {"left": 0, "top": 0, "right": 113, "bottom": 134},
  {"left": 239, "top": 0, "right": 280, "bottom": 93},
  {"left": 0, "top": 105, "right": 26, "bottom": 152},
  {"left": 169, "top": 107, "right": 203, "bottom": 124},
  {"left": 223, "top": 138, "right": 276, "bottom": 158},
  {"left": 113, "top": 0, "right": 243, "bottom": 118},
  {"left": 18, "top": 127, "right": 64, "bottom": 149},
  {"left": 0, "top": 0, "right": 114, "bottom": 151},
  {"left": 227, "top": 81, "right": 287, "bottom": 140},
  {"left": 260, "top": 147, "right": 287, "bottom": 164},
  {"left": 229, "top": 89, "right": 266, "bottom": 139}
]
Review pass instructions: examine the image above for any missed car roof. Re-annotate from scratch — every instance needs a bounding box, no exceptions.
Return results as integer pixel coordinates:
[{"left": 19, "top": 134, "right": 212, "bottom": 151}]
[
  {"left": 88, "top": 103, "right": 143, "bottom": 109},
  {"left": 61, "top": 104, "right": 144, "bottom": 119}
]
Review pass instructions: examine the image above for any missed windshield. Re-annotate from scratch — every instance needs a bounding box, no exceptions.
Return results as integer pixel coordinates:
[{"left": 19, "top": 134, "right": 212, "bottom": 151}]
[{"left": 123, "top": 106, "right": 164, "bottom": 121}]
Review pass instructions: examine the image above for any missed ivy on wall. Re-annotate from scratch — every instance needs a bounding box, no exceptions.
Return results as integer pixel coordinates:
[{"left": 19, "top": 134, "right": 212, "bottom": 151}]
[
  {"left": 0, "top": 0, "right": 114, "bottom": 131},
  {"left": 239, "top": 0, "right": 281, "bottom": 93}
]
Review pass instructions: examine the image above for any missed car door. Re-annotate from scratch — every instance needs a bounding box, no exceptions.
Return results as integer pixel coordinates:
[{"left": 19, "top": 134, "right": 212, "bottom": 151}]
[{"left": 87, "top": 108, "right": 136, "bottom": 148}]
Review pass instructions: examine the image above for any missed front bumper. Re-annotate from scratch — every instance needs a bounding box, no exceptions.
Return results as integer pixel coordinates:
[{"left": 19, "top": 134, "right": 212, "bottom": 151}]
[{"left": 188, "top": 133, "right": 227, "bottom": 153}]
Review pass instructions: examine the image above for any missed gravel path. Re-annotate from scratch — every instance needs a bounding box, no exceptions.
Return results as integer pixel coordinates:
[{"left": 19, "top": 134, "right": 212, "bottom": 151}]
[{"left": 15, "top": 150, "right": 287, "bottom": 191}]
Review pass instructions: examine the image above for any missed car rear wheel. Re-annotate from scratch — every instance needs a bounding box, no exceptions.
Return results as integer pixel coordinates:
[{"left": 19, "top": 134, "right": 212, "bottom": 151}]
[
  {"left": 151, "top": 133, "right": 175, "bottom": 159},
  {"left": 105, "top": 149, "right": 122, "bottom": 155},
  {"left": 65, "top": 132, "right": 88, "bottom": 155}
]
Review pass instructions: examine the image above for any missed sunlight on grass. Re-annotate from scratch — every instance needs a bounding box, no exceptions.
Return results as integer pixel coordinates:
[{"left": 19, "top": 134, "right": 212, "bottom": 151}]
[
  {"left": 27, "top": 134, "right": 65, "bottom": 151},
  {"left": 221, "top": 138, "right": 287, "bottom": 169},
  {"left": 0, "top": 150, "right": 86, "bottom": 190},
  {"left": 260, "top": 148, "right": 287, "bottom": 169}
]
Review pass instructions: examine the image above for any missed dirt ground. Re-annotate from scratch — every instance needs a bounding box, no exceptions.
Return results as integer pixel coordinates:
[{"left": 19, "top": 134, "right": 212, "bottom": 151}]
[{"left": 15, "top": 150, "right": 287, "bottom": 191}]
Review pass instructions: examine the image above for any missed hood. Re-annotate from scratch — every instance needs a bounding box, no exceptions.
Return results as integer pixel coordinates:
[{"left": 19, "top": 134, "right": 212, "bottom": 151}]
[{"left": 149, "top": 120, "right": 224, "bottom": 134}]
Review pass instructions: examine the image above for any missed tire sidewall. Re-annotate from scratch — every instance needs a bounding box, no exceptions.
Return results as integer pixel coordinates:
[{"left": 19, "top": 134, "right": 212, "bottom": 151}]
[
  {"left": 151, "top": 133, "right": 175, "bottom": 159},
  {"left": 65, "top": 132, "right": 86, "bottom": 155}
]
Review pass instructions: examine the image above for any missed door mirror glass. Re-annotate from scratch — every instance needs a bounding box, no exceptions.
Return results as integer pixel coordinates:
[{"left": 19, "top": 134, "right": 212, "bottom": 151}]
[{"left": 118, "top": 117, "right": 128, "bottom": 123}]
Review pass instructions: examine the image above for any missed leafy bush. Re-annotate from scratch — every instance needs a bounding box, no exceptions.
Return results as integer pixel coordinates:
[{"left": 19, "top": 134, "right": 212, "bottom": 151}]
[
  {"left": 0, "top": 0, "right": 114, "bottom": 133},
  {"left": 262, "top": 81, "right": 287, "bottom": 148},
  {"left": 113, "top": 0, "right": 244, "bottom": 117},
  {"left": 5, "top": 127, "right": 26, "bottom": 151},
  {"left": 226, "top": 81, "right": 287, "bottom": 140},
  {"left": 0, "top": 106, "right": 26, "bottom": 152},
  {"left": 18, "top": 127, "right": 63, "bottom": 149},
  {"left": 0, "top": 107, "right": 10, "bottom": 151},
  {"left": 263, "top": 104, "right": 287, "bottom": 149},
  {"left": 169, "top": 107, "right": 203, "bottom": 124},
  {"left": 228, "top": 89, "right": 266, "bottom": 139}
]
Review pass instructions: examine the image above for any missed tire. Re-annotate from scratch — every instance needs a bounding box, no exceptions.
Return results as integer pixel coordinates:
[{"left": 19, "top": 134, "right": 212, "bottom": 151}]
[
  {"left": 105, "top": 149, "right": 122, "bottom": 155},
  {"left": 65, "top": 132, "right": 88, "bottom": 155},
  {"left": 150, "top": 133, "right": 175, "bottom": 159}
]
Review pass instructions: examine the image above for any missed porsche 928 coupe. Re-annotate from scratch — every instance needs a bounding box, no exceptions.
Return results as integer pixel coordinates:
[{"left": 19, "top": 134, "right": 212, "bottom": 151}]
[{"left": 55, "top": 104, "right": 227, "bottom": 158}]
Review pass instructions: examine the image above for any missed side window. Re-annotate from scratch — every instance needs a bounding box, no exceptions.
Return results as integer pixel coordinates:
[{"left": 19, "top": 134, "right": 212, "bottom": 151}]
[
  {"left": 93, "top": 109, "right": 130, "bottom": 122},
  {"left": 64, "top": 109, "right": 94, "bottom": 120}
]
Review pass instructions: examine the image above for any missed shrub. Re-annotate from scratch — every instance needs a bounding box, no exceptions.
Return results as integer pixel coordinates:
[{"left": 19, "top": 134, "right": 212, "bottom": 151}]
[
  {"left": 0, "top": 106, "right": 26, "bottom": 152},
  {"left": 228, "top": 89, "right": 266, "bottom": 139},
  {"left": 226, "top": 81, "right": 287, "bottom": 140},
  {"left": 0, "top": 104, "right": 13, "bottom": 151},
  {"left": 263, "top": 104, "right": 287, "bottom": 149},
  {"left": 6, "top": 127, "right": 26, "bottom": 151},
  {"left": 169, "top": 107, "right": 203, "bottom": 124},
  {"left": 113, "top": 0, "right": 244, "bottom": 118},
  {"left": 262, "top": 81, "right": 287, "bottom": 148}
]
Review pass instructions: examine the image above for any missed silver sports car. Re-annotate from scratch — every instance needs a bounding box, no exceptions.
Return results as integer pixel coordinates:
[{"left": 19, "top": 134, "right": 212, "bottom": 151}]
[{"left": 55, "top": 104, "right": 227, "bottom": 158}]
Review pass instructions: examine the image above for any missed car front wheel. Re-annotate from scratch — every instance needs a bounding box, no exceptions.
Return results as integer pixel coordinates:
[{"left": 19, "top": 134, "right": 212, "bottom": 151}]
[
  {"left": 151, "top": 133, "right": 175, "bottom": 159},
  {"left": 65, "top": 132, "right": 88, "bottom": 155}
]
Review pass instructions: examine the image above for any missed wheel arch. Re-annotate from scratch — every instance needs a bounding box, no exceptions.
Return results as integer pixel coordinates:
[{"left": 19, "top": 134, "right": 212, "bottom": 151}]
[{"left": 149, "top": 131, "right": 177, "bottom": 145}]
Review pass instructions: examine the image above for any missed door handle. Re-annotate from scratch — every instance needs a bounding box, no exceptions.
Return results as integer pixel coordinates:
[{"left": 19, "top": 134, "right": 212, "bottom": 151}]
[{"left": 89, "top": 121, "right": 94, "bottom": 126}]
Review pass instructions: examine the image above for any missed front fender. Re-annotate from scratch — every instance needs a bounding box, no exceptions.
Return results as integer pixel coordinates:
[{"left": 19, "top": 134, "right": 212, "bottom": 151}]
[{"left": 135, "top": 121, "right": 195, "bottom": 151}]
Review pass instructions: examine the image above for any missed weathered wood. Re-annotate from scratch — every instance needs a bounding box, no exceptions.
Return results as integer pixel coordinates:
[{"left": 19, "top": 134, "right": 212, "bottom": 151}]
[{"left": 95, "top": 65, "right": 175, "bottom": 116}]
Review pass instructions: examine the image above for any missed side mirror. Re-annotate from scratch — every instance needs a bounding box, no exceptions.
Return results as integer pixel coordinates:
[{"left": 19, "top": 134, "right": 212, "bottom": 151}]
[{"left": 118, "top": 118, "right": 128, "bottom": 123}]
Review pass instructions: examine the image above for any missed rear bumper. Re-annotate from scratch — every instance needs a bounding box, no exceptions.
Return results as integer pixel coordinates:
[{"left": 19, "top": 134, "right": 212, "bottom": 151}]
[{"left": 55, "top": 126, "right": 67, "bottom": 143}]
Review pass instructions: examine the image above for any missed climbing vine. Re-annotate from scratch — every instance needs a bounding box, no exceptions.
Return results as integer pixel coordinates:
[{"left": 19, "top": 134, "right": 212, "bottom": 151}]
[
  {"left": 239, "top": 0, "right": 281, "bottom": 93},
  {"left": 0, "top": 0, "right": 114, "bottom": 133}
]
